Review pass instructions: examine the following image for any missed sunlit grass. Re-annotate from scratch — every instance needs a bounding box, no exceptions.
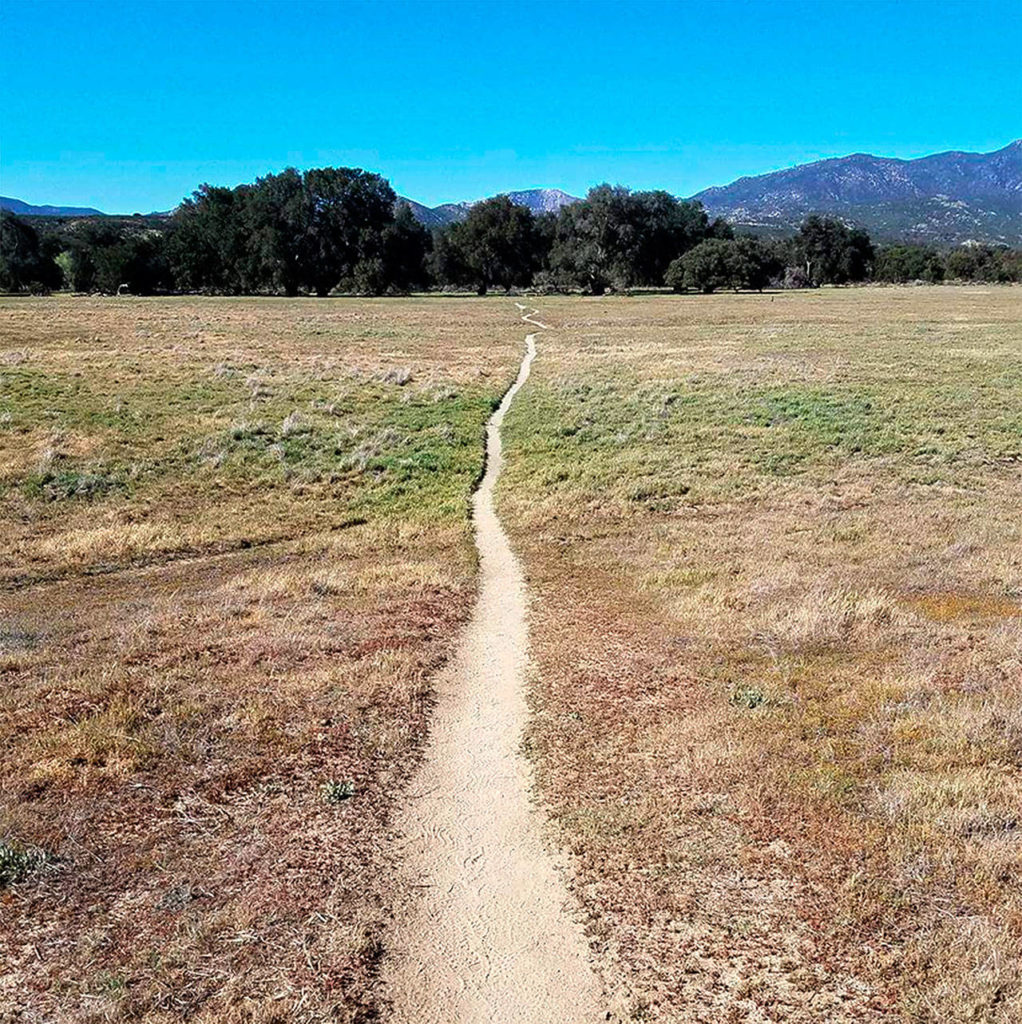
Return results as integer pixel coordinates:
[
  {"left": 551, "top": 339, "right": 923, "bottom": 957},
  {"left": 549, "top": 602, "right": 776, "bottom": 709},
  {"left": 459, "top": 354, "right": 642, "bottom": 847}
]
[
  {"left": 501, "top": 286, "right": 1022, "bottom": 1022},
  {"left": 0, "top": 294, "right": 520, "bottom": 1022}
]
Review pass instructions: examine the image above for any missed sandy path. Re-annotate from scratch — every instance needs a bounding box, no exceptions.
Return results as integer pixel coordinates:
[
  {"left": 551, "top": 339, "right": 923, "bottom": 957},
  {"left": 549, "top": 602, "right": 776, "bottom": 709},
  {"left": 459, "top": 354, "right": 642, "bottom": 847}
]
[{"left": 381, "top": 306, "right": 601, "bottom": 1023}]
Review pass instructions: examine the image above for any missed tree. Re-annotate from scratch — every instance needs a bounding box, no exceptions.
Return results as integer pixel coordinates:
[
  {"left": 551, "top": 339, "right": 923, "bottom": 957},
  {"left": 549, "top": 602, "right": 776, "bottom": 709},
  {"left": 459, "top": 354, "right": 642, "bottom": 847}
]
[
  {"left": 708, "top": 217, "right": 735, "bottom": 240},
  {"left": 794, "top": 215, "right": 874, "bottom": 285},
  {"left": 946, "top": 244, "right": 1021, "bottom": 283},
  {"left": 381, "top": 204, "right": 432, "bottom": 292},
  {"left": 874, "top": 244, "right": 945, "bottom": 283},
  {"left": 0, "top": 212, "right": 63, "bottom": 292},
  {"left": 243, "top": 168, "right": 307, "bottom": 295},
  {"left": 63, "top": 220, "right": 123, "bottom": 291},
  {"left": 301, "top": 167, "right": 397, "bottom": 295},
  {"left": 434, "top": 196, "right": 541, "bottom": 294},
  {"left": 59, "top": 220, "right": 170, "bottom": 294},
  {"left": 666, "top": 239, "right": 734, "bottom": 293},
  {"left": 665, "top": 237, "right": 778, "bottom": 293},
  {"left": 166, "top": 184, "right": 251, "bottom": 293},
  {"left": 96, "top": 234, "right": 169, "bottom": 294},
  {"left": 168, "top": 167, "right": 407, "bottom": 295},
  {"left": 631, "top": 191, "right": 711, "bottom": 286},
  {"left": 550, "top": 186, "right": 714, "bottom": 293},
  {"left": 548, "top": 185, "right": 626, "bottom": 293},
  {"left": 430, "top": 227, "right": 472, "bottom": 290}
]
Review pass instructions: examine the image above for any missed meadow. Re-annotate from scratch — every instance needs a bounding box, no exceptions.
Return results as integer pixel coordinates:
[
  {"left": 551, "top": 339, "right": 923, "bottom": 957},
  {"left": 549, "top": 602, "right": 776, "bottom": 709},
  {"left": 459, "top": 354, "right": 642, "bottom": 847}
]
[
  {"left": 2, "top": 288, "right": 1020, "bottom": 1024},
  {"left": 499, "top": 287, "right": 1022, "bottom": 1022},
  {"left": 0, "top": 296, "right": 521, "bottom": 1021}
]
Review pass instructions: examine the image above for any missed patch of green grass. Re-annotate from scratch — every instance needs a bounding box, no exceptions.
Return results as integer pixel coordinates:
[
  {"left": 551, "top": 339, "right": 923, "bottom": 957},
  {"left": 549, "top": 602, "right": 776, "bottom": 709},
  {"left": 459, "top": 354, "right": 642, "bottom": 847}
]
[
  {"left": 22, "top": 464, "right": 128, "bottom": 501},
  {"left": 4, "top": 365, "right": 501, "bottom": 532},
  {"left": 321, "top": 779, "right": 356, "bottom": 803},
  {"left": 0, "top": 841, "right": 52, "bottom": 887},
  {"left": 505, "top": 367, "right": 1022, "bottom": 509}
]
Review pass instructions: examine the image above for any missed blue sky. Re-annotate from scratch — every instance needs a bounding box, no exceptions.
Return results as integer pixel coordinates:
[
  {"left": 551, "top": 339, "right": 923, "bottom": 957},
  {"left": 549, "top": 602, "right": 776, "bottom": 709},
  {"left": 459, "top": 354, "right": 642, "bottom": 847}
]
[{"left": 2, "top": 0, "right": 1019, "bottom": 212}]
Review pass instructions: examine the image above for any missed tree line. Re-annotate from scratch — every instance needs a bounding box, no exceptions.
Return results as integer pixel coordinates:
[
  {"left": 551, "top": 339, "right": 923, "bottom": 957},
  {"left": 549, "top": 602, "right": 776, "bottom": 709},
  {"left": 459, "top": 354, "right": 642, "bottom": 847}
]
[{"left": 3, "top": 165, "right": 1021, "bottom": 295}]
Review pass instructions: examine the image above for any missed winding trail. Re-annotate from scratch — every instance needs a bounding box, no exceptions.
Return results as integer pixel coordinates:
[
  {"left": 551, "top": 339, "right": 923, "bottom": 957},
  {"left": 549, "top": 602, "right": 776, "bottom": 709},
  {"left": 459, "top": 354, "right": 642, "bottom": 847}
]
[{"left": 381, "top": 306, "right": 600, "bottom": 1023}]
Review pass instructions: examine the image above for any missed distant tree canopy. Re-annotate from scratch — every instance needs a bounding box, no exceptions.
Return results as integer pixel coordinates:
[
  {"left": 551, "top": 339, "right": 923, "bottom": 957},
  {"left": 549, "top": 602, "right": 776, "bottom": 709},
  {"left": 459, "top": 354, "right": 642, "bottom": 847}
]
[
  {"left": 545, "top": 185, "right": 718, "bottom": 293},
  {"left": 381, "top": 204, "right": 433, "bottom": 293},
  {"left": 874, "top": 244, "right": 945, "bottom": 284},
  {"left": 63, "top": 220, "right": 170, "bottom": 294},
  {"left": 0, "top": 212, "right": 62, "bottom": 292},
  {"left": 166, "top": 184, "right": 251, "bottom": 294},
  {"left": 666, "top": 237, "right": 781, "bottom": 294},
  {"left": 945, "top": 244, "right": 1022, "bottom": 283},
  {"left": 431, "top": 196, "right": 543, "bottom": 294},
  {"left": 167, "top": 167, "right": 419, "bottom": 296},
  {"left": 794, "top": 215, "right": 874, "bottom": 285},
  {"left": 4, "top": 167, "right": 1022, "bottom": 296}
]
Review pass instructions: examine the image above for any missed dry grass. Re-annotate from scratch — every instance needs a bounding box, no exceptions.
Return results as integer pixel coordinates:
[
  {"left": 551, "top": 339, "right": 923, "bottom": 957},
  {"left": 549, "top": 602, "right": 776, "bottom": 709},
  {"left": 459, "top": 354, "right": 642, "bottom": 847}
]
[
  {"left": 0, "top": 295, "right": 521, "bottom": 1022},
  {"left": 499, "top": 287, "right": 1022, "bottom": 1023}
]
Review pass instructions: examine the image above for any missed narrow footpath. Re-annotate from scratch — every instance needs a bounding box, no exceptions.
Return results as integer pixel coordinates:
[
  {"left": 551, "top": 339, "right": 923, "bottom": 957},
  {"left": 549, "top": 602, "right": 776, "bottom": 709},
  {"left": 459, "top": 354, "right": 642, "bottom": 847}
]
[{"left": 381, "top": 306, "right": 601, "bottom": 1023}]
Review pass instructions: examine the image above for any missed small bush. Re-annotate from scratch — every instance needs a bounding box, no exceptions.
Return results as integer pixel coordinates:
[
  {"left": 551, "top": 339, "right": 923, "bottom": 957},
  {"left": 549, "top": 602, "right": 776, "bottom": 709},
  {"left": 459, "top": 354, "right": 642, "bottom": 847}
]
[
  {"left": 281, "top": 410, "right": 310, "bottom": 436},
  {"left": 0, "top": 842, "right": 51, "bottom": 887},
  {"left": 730, "top": 685, "right": 766, "bottom": 710},
  {"left": 381, "top": 367, "right": 413, "bottom": 386},
  {"left": 321, "top": 779, "right": 355, "bottom": 804}
]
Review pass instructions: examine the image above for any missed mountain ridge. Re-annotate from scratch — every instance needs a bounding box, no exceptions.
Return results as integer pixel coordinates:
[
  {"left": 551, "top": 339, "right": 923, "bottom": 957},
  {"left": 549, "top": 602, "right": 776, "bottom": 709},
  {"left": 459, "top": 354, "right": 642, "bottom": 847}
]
[
  {"left": 396, "top": 188, "right": 578, "bottom": 227},
  {"left": 5, "top": 142, "right": 1019, "bottom": 243},
  {"left": 1, "top": 196, "right": 105, "bottom": 218},
  {"left": 691, "top": 140, "right": 1021, "bottom": 244}
]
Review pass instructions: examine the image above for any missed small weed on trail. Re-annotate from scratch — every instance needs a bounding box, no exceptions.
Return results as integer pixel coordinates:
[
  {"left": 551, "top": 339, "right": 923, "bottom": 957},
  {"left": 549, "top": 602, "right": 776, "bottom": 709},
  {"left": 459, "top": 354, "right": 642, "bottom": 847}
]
[
  {"left": 322, "top": 779, "right": 357, "bottom": 803},
  {"left": 0, "top": 842, "right": 53, "bottom": 887}
]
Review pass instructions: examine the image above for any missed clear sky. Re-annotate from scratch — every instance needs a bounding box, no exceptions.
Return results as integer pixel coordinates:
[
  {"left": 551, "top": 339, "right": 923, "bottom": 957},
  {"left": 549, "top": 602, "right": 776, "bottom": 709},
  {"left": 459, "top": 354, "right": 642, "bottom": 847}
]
[{"left": 2, "top": 0, "right": 1019, "bottom": 213}]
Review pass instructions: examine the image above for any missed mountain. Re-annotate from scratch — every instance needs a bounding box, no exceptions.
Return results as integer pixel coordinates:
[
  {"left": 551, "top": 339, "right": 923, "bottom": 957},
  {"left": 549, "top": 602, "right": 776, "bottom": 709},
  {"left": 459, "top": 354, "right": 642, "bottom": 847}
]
[
  {"left": 504, "top": 188, "right": 579, "bottom": 215},
  {"left": 691, "top": 141, "right": 1022, "bottom": 244},
  {"left": 1, "top": 196, "right": 105, "bottom": 218},
  {"left": 397, "top": 197, "right": 472, "bottom": 228},
  {"left": 6, "top": 144, "right": 1019, "bottom": 244},
  {"left": 399, "top": 188, "right": 579, "bottom": 228}
]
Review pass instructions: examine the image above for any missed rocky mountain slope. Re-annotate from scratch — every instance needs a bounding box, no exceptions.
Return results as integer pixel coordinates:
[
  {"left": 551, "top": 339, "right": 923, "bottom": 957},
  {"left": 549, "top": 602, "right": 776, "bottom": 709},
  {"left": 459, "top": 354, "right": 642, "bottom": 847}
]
[
  {"left": 396, "top": 197, "right": 472, "bottom": 229},
  {"left": 398, "top": 188, "right": 579, "bottom": 227},
  {"left": 691, "top": 140, "right": 1021, "bottom": 244}
]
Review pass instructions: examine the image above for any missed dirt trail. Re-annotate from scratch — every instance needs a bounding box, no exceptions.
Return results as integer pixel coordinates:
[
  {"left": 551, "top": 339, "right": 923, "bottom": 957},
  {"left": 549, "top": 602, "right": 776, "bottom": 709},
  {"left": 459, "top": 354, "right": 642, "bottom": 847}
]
[{"left": 381, "top": 307, "right": 600, "bottom": 1023}]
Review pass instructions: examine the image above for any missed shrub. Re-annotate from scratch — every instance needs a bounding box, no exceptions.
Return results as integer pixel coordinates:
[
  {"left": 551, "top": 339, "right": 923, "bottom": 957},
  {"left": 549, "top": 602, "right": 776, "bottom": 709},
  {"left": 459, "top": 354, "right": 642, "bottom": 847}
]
[
  {"left": 321, "top": 779, "right": 355, "bottom": 803},
  {"left": 0, "top": 842, "right": 51, "bottom": 887}
]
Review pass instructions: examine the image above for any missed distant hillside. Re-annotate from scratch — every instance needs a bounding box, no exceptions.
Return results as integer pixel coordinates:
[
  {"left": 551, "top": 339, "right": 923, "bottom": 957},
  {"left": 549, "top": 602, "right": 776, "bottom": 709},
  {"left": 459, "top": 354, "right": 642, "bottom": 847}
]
[
  {"left": 400, "top": 188, "right": 579, "bottom": 228},
  {"left": 691, "top": 141, "right": 1022, "bottom": 244},
  {"left": 397, "top": 197, "right": 472, "bottom": 229},
  {"left": 2, "top": 196, "right": 105, "bottom": 218},
  {"left": 504, "top": 188, "right": 579, "bottom": 215},
  {"left": 8, "top": 143, "right": 1019, "bottom": 245}
]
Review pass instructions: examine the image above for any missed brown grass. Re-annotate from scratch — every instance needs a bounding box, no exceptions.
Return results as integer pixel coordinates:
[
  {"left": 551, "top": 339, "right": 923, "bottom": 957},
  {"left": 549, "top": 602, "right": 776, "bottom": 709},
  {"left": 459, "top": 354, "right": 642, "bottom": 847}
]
[
  {"left": 500, "top": 287, "right": 1022, "bottom": 1023},
  {"left": 0, "top": 295, "right": 521, "bottom": 1022}
]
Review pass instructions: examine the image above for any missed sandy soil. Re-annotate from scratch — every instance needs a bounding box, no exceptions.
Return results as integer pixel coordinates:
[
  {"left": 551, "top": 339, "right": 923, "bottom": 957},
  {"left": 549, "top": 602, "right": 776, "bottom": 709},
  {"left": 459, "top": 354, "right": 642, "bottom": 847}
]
[{"left": 380, "top": 307, "right": 601, "bottom": 1023}]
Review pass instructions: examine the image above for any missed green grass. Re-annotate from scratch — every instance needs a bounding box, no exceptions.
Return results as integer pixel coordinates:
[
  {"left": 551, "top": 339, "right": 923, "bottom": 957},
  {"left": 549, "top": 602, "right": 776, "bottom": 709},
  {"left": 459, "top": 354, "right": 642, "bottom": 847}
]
[
  {"left": 506, "top": 369, "right": 1022, "bottom": 511},
  {"left": 499, "top": 287, "right": 1022, "bottom": 1023},
  {"left": 0, "top": 295, "right": 523, "bottom": 1023}
]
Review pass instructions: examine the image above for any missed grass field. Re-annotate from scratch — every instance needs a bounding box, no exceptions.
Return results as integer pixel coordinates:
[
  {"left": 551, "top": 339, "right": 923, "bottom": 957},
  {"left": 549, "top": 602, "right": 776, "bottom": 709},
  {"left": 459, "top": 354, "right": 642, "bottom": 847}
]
[
  {"left": 499, "top": 288, "right": 1022, "bottom": 1022},
  {"left": 3, "top": 289, "right": 1020, "bottom": 1023},
  {"left": 0, "top": 296, "right": 521, "bottom": 1022}
]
